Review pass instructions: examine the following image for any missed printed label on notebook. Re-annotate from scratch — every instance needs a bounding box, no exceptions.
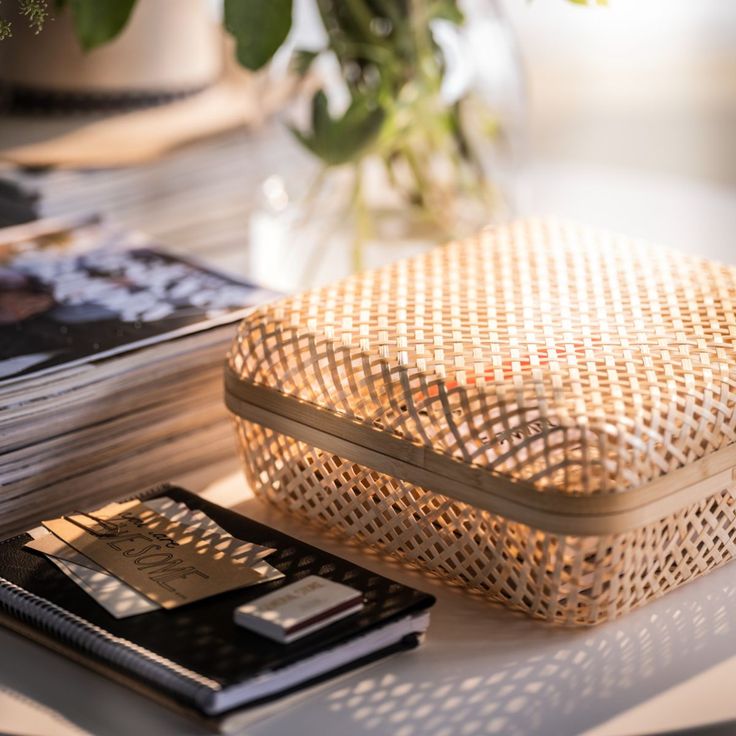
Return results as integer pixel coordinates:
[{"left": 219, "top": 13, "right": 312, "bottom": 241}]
[{"left": 43, "top": 501, "right": 263, "bottom": 609}]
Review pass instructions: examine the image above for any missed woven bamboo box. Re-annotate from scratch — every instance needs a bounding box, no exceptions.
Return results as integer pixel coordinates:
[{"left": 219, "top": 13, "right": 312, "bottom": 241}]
[{"left": 225, "top": 219, "right": 736, "bottom": 625}]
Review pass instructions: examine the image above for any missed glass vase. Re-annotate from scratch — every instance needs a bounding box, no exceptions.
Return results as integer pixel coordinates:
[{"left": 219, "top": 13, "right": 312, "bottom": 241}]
[{"left": 249, "top": 0, "right": 526, "bottom": 293}]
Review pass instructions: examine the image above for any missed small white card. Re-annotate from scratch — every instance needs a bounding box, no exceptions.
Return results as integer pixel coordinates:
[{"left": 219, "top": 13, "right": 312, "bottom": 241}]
[{"left": 234, "top": 575, "right": 364, "bottom": 644}]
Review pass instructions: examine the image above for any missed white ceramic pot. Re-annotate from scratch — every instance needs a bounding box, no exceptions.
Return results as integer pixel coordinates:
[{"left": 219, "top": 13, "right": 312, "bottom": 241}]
[{"left": 0, "top": 0, "right": 222, "bottom": 109}]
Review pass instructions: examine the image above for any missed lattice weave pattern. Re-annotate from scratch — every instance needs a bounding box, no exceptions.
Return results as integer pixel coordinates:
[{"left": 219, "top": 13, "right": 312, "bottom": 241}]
[
  {"left": 228, "top": 219, "right": 736, "bottom": 624},
  {"left": 231, "top": 219, "right": 736, "bottom": 496},
  {"left": 234, "top": 419, "right": 736, "bottom": 625}
]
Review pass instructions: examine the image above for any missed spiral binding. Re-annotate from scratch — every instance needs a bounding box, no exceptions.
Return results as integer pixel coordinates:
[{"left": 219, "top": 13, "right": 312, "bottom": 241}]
[{"left": 0, "top": 573, "right": 220, "bottom": 709}]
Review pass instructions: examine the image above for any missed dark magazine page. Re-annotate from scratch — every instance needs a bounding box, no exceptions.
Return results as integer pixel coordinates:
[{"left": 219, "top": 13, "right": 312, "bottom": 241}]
[{"left": 0, "top": 222, "right": 273, "bottom": 383}]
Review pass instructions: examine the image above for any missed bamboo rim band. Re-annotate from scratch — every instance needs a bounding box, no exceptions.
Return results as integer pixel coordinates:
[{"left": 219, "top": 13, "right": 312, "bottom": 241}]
[{"left": 225, "top": 367, "right": 736, "bottom": 537}]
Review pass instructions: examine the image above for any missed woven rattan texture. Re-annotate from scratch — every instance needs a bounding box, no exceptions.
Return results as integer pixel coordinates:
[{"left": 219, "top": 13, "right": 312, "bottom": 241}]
[
  {"left": 229, "top": 219, "right": 736, "bottom": 623},
  {"left": 229, "top": 219, "right": 736, "bottom": 496},
  {"left": 235, "top": 418, "right": 736, "bottom": 625}
]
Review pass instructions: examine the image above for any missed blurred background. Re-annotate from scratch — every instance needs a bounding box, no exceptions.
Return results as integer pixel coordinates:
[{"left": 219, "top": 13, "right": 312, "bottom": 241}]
[
  {"left": 0, "top": 0, "right": 734, "bottom": 286},
  {"left": 505, "top": 0, "right": 736, "bottom": 265},
  {"left": 505, "top": 0, "right": 735, "bottom": 186}
]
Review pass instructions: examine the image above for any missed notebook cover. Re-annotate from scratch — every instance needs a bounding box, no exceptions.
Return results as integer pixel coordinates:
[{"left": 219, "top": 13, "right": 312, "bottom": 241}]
[{"left": 0, "top": 486, "right": 435, "bottom": 727}]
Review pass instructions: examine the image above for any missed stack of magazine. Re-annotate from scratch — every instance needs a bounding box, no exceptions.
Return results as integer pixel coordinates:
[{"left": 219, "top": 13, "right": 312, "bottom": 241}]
[{"left": 0, "top": 216, "right": 276, "bottom": 536}]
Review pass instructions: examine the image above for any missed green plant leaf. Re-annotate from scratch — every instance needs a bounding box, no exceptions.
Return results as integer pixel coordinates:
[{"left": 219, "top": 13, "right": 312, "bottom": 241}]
[
  {"left": 292, "top": 91, "right": 386, "bottom": 166},
  {"left": 311, "top": 90, "right": 331, "bottom": 139},
  {"left": 224, "top": 0, "right": 293, "bottom": 71},
  {"left": 68, "top": 0, "right": 137, "bottom": 51}
]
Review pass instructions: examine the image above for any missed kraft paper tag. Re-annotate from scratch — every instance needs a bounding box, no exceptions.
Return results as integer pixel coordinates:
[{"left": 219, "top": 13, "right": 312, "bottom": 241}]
[
  {"left": 42, "top": 501, "right": 263, "bottom": 609},
  {"left": 27, "top": 532, "right": 108, "bottom": 575}
]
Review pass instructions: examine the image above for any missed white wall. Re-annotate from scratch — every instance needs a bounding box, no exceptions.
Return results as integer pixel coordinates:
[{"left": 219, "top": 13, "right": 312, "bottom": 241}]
[{"left": 501, "top": 0, "right": 736, "bottom": 185}]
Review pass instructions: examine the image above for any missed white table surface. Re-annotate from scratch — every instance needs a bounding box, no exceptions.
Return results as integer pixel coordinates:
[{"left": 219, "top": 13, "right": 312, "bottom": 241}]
[
  {"left": 1, "top": 147, "right": 734, "bottom": 735},
  {"left": 3, "top": 470, "right": 736, "bottom": 736}
]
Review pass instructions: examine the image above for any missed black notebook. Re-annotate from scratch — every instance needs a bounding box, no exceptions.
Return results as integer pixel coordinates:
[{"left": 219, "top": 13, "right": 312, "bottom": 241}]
[{"left": 0, "top": 486, "right": 435, "bottom": 727}]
